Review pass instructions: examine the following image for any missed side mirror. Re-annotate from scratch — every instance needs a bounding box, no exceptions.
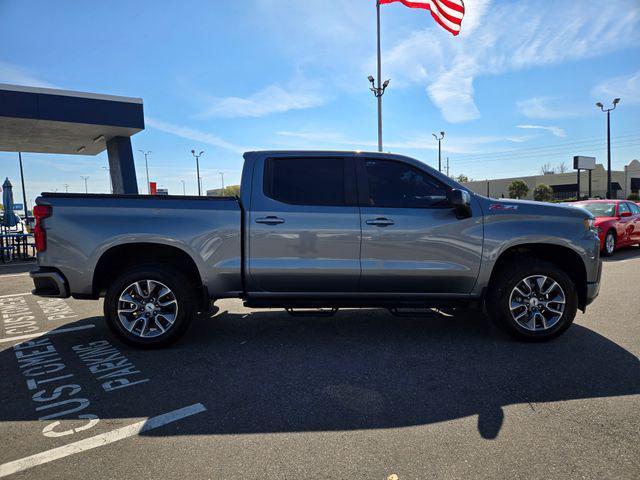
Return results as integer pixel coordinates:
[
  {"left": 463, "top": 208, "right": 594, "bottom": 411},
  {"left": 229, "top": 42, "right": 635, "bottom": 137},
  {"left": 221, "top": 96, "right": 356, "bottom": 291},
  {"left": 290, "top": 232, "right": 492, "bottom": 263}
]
[
  {"left": 448, "top": 189, "right": 472, "bottom": 219},
  {"left": 620, "top": 211, "right": 632, "bottom": 218}
]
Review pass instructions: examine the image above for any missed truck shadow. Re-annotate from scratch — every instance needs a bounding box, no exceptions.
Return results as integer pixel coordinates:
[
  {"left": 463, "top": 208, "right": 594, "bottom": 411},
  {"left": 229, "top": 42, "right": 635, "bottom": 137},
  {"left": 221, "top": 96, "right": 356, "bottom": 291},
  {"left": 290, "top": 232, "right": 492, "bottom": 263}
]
[{"left": 2, "top": 308, "right": 638, "bottom": 441}]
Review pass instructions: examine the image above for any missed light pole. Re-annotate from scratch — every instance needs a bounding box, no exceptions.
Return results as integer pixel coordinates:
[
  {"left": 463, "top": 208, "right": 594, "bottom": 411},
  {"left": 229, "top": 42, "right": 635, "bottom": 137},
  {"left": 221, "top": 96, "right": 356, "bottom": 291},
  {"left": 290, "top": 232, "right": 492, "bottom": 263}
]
[
  {"left": 191, "top": 150, "right": 204, "bottom": 196},
  {"left": 138, "top": 150, "right": 152, "bottom": 194},
  {"left": 180, "top": 180, "right": 186, "bottom": 195},
  {"left": 102, "top": 166, "right": 113, "bottom": 193},
  {"left": 595, "top": 98, "right": 620, "bottom": 199},
  {"left": 18, "top": 152, "right": 29, "bottom": 222},
  {"left": 369, "top": 1, "right": 390, "bottom": 153},
  {"left": 368, "top": 76, "right": 390, "bottom": 152},
  {"left": 432, "top": 131, "right": 445, "bottom": 172},
  {"left": 218, "top": 172, "right": 225, "bottom": 196},
  {"left": 80, "top": 176, "right": 89, "bottom": 194},
  {"left": 64, "top": 184, "right": 69, "bottom": 193}
]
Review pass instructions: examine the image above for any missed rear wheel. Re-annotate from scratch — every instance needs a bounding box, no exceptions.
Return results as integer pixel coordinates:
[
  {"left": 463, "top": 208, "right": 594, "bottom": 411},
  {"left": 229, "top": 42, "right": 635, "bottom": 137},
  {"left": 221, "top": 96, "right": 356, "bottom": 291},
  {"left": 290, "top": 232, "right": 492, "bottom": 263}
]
[
  {"left": 602, "top": 230, "right": 616, "bottom": 257},
  {"left": 486, "top": 259, "right": 577, "bottom": 341},
  {"left": 104, "top": 265, "right": 196, "bottom": 348}
]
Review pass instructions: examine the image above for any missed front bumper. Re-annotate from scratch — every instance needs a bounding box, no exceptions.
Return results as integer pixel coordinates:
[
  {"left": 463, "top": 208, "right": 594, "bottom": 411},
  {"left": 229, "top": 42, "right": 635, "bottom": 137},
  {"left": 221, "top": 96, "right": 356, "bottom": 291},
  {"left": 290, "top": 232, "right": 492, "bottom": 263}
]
[
  {"left": 585, "top": 257, "right": 602, "bottom": 307},
  {"left": 30, "top": 268, "right": 70, "bottom": 298}
]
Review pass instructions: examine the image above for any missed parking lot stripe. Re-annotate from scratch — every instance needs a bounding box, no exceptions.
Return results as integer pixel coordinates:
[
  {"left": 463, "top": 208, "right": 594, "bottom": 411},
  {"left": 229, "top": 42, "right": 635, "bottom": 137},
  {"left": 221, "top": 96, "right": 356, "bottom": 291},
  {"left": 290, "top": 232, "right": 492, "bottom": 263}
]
[
  {"left": 0, "top": 292, "right": 31, "bottom": 299},
  {"left": 0, "top": 403, "right": 207, "bottom": 478},
  {"left": 0, "top": 324, "right": 96, "bottom": 344}
]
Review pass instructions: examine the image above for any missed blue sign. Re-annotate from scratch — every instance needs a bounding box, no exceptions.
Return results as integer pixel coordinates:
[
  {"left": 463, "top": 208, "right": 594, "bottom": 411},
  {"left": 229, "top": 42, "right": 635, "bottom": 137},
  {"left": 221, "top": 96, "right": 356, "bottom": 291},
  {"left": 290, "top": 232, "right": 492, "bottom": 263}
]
[{"left": 13, "top": 203, "right": 23, "bottom": 210}]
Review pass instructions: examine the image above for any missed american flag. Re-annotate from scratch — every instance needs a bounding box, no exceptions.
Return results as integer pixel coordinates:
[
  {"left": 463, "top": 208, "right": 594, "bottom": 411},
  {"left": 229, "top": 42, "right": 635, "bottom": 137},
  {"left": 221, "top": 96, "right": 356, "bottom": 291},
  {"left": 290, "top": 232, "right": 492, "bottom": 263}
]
[{"left": 379, "top": 0, "right": 465, "bottom": 36}]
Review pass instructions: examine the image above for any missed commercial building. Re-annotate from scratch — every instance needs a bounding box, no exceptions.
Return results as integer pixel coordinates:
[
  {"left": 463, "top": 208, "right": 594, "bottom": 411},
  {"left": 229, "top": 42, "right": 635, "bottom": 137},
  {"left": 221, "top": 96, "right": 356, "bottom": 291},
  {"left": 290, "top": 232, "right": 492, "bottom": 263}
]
[{"left": 462, "top": 160, "right": 640, "bottom": 200}]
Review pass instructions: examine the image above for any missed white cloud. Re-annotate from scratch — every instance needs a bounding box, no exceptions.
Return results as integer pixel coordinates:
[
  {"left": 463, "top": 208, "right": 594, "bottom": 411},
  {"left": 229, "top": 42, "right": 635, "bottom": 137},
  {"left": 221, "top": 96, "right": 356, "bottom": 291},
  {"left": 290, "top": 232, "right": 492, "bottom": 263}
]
[
  {"left": 516, "top": 124, "right": 566, "bottom": 138},
  {"left": 145, "top": 117, "right": 248, "bottom": 153},
  {"left": 0, "top": 62, "right": 57, "bottom": 88},
  {"left": 383, "top": 0, "right": 640, "bottom": 122},
  {"left": 198, "top": 85, "right": 327, "bottom": 118},
  {"left": 276, "top": 130, "right": 537, "bottom": 154},
  {"left": 592, "top": 70, "right": 640, "bottom": 106}
]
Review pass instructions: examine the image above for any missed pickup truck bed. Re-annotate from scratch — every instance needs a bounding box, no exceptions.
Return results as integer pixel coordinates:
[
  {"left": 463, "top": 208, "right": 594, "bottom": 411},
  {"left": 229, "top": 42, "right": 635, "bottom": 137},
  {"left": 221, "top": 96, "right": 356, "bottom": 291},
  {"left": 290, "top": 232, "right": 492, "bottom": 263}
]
[{"left": 33, "top": 193, "right": 243, "bottom": 301}]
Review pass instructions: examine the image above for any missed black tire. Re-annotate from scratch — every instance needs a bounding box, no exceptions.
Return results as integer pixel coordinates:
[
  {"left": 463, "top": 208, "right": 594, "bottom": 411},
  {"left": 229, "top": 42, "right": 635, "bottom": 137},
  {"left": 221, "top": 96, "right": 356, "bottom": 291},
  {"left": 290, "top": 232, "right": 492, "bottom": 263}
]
[
  {"left": 486, "top": 259, "right": 578, "bottom": 341},
  {"left": 104, "top": 264, "right": 196, "bottom": 348},
  {"left": 602, "top": 230, "right": 616, "bottom": 257}
]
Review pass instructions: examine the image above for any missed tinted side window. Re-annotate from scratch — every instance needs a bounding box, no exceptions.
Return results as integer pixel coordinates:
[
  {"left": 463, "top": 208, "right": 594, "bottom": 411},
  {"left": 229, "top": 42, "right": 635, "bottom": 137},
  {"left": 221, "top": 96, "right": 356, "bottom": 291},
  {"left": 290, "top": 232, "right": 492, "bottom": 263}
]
[
  {"left": 264, "top": 157, "right": 345, "bottom": 206},
  {"left": 618, "top": 202, "right": 630, "bottom": 214},
  {"left": 361, "top": 159, "right": 449, "bottom": 208},
  {"left": 628, "top": 202, "right": 640, "bottom": 214}
]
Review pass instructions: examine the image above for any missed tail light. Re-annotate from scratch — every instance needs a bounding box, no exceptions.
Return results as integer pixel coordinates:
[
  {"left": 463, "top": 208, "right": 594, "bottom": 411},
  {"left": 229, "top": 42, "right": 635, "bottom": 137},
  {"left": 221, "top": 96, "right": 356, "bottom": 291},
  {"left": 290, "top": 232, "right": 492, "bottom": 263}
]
[{"left": 33, "top": 205, "right": 52, "bottom": 252}]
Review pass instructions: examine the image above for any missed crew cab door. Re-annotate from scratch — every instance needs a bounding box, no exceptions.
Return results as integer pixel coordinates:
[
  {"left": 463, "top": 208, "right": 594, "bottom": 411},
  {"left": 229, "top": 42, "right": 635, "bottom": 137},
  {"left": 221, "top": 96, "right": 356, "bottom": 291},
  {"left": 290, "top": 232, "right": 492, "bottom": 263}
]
[
  {"left": 356, "top": 158, "right": 483, "bottom": 294},
  {"left": 247, "top": 155, "right": 361, "bottom": 292}
]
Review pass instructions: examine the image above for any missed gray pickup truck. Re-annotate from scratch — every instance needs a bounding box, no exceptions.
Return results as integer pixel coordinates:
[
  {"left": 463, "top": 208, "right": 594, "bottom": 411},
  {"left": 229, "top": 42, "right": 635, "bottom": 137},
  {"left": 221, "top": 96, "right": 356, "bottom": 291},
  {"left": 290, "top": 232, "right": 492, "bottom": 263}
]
[{"left": 31, "top": 151, "right": 601, "bottom": 347}]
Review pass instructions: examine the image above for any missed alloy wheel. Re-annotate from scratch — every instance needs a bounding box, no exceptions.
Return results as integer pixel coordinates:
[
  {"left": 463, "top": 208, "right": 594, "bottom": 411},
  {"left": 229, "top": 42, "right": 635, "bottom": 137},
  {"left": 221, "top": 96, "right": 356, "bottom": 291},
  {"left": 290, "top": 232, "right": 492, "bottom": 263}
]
[
  {"left": 117, "top": 280, "right": 178, "bottom": 338},
  {"left": 508, "top": 275, "right": 566, "bottom": 332}
]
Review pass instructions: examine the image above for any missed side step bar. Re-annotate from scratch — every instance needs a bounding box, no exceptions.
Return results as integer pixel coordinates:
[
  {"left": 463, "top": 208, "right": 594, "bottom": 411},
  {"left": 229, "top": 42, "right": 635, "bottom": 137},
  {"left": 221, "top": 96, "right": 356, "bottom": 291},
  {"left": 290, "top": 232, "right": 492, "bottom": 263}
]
[{"left": 285, "top": 307, "right": 339, "bottom": 317}]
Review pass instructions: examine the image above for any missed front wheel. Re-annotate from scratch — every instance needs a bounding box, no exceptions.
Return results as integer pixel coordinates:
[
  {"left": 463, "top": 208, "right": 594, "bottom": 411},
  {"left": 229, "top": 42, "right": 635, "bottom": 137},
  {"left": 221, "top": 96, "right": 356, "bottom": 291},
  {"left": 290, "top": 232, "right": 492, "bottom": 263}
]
[
  {"left": 602, "top": 231, "right": 616, "bottom": 257},
  {"left": 104, "top": 265, "right": 196, "bottom": 348},
  {"left": 486, "top": 260, "right": 578, "bottom": 341}
]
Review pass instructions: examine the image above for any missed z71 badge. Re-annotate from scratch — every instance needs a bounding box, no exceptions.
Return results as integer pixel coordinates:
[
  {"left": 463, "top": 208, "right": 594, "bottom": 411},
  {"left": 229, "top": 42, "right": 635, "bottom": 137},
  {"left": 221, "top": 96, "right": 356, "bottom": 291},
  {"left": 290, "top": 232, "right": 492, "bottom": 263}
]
[{"left": 489, "top": 204, "right": 518, "bottom": 211}]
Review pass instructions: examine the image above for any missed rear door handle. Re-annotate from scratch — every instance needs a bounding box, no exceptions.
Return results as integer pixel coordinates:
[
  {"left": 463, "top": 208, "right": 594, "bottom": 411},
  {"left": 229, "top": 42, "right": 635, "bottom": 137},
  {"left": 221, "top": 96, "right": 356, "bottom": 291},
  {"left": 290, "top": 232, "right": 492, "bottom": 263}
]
[
  {"left": 255, "top": 216, "right": 285, "bottom": 225},
  {"left": 366, "top": 217, "right": 395, "bottom": 227}
]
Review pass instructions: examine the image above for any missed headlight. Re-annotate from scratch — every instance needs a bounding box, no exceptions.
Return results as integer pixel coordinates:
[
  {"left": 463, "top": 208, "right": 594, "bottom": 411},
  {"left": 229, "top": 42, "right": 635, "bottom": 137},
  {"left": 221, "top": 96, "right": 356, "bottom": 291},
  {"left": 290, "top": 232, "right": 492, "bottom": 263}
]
[{"left": 584, "top": 217, "right": 596, "bottom": 232}]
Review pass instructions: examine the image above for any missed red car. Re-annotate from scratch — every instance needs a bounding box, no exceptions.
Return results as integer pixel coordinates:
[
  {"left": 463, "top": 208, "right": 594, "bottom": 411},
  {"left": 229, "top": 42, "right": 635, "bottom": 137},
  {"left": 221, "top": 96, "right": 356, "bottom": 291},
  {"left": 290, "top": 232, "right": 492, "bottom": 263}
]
[{"left": 573, "top": 200, "right": 640, "bottom": 256}]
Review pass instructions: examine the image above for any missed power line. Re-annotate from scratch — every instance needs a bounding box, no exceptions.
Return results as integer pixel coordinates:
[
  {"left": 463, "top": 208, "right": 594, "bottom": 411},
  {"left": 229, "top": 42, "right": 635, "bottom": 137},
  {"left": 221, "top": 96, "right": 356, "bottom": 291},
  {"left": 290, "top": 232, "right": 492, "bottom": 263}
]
[{"left": 453, "top": 132, "right": 640, "bottom": 163}]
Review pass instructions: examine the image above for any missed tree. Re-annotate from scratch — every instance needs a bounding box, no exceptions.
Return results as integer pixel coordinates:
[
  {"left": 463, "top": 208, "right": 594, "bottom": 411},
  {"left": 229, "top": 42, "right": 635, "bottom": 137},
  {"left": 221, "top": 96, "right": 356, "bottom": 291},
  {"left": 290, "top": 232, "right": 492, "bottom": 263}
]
[
  {"left": 557, "top": 161, "right": 568, "bottom": 173},
  {"left": 539, "top": 163, "right": 554, "bottom": 175},
  {"left": 627, "top": 193, "right": 640, "bottom": 201},
  {"left": 455, "top": 174, "right": 471, "bottom": 183},
  {"left": 508, "top": 180, "right": 529, "bottom": 199},
  {"left": 533, "top": 184, "right": 554, "bottom": 202}
]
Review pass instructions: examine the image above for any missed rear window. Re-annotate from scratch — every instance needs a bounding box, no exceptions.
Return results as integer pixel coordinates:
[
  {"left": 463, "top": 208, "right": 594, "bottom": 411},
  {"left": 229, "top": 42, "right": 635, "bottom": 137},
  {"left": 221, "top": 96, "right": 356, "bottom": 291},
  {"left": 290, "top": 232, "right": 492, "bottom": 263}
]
[
  {"left": 263, "top": 157, "right": 346, "bottom": 206},
  {"left": 629, "top": 203, "right": 640, "bottom": 214}
]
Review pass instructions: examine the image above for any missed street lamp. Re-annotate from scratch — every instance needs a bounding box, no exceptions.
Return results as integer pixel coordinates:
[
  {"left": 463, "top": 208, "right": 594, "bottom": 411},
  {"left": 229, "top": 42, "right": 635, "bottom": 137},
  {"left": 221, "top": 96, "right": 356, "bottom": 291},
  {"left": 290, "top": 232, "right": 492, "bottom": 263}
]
[
  {"left": 368, "top": 75, "right": 390, "bottom": 152},
  {"left": 218, "top": 172, "right": 225, "bottom": 196},
  {"left": 80, "top": 176, "right": 89, "bottom": 194},
  {"left": 191, "top": 150, "right": 204, "bottom": 196},
  {"left": 102, "top": 166, "right": 112, "bottom": 193},
  {"left": 432, "top": 131, "right": 445, "bottom": 172},
  {"left": 595, "top": 98, "right": 620, "bottom": 199},
  {"left": 138, "top": 150, "right": 152, "bottom": 194},
  {"left": 64, "top": 184, "right": 69, "bottom": 193}
]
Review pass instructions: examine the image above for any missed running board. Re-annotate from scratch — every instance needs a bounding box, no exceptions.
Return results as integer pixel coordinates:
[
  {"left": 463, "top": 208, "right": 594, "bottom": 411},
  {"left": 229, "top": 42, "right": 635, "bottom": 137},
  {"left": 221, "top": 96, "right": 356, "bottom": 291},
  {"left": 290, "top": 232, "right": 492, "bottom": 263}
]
[{"left": 285, "top": 307, "right": 339, "bottom": 317}]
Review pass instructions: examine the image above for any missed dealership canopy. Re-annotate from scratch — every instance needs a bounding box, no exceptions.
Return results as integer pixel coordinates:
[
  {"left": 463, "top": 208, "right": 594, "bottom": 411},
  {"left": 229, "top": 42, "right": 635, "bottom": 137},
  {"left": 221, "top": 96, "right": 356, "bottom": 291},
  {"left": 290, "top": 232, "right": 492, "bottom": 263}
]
[{"left": 0, "top": 83, "right": 144, "bottom": 194}]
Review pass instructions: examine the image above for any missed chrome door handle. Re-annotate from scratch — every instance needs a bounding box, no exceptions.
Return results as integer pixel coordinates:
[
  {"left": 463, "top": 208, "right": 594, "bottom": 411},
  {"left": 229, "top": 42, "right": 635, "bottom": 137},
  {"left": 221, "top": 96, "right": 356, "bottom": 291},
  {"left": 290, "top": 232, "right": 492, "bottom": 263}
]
[
  {"left": 366, "top": 217, "right": 395, "bottom": 227},
  {"left": 255, "top": 216, "right": 285, "bottom": 225}
]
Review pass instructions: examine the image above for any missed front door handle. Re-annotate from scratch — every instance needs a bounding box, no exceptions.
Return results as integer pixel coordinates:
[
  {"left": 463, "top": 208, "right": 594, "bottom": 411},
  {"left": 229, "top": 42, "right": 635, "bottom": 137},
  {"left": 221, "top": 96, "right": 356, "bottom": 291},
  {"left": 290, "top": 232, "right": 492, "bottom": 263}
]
[
  {"left": 366, "top": 217, "right": 395, "bottom": 227},
  {"left": 255, "top": 216, "right": 285, "bottom": 225}
]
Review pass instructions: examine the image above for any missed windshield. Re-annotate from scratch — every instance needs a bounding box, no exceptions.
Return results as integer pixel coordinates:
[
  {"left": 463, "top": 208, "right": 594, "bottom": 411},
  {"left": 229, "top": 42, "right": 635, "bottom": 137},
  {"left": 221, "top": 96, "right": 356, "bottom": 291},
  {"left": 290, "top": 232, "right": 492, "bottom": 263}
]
[{"left": 575, "top": 202, "right": 617, "bottom": 217}]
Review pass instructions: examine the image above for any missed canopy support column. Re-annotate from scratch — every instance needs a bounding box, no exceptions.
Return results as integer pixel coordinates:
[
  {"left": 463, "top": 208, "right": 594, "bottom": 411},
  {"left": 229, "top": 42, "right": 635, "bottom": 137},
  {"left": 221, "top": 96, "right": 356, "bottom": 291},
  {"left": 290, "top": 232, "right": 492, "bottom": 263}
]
[{"left": 106, "top": 136, "right": 138, "bottom": 194}]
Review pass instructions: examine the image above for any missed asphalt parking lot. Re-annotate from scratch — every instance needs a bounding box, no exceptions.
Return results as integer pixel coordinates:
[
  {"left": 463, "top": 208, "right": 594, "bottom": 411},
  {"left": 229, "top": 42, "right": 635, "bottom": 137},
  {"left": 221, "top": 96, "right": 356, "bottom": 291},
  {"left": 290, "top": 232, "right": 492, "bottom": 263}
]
[{"left": 1, "top": 250, "right": 639, "bottom": 480}]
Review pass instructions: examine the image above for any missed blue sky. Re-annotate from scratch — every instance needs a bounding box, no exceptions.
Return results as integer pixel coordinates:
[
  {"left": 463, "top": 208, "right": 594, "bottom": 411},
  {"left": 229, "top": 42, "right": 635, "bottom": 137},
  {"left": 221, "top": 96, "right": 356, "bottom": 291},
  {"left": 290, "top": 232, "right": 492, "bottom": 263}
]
[{"left": 1, "top": 0, "right": 639, "bottom": 204}]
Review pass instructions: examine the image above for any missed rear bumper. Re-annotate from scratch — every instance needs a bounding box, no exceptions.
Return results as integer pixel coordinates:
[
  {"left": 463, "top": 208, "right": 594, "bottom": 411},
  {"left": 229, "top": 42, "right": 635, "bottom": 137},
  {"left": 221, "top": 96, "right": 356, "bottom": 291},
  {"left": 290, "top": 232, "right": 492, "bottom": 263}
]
[{"left": 30, "top": 268, "right": 70, "bottom": 298}]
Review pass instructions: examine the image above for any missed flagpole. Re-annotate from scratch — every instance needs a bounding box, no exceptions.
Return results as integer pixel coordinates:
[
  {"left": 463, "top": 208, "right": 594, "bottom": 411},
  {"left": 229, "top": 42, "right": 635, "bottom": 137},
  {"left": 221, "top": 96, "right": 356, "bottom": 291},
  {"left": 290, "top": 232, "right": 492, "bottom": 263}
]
[{"left": 376, "top": 0, "right": 383, "bottom": 152}]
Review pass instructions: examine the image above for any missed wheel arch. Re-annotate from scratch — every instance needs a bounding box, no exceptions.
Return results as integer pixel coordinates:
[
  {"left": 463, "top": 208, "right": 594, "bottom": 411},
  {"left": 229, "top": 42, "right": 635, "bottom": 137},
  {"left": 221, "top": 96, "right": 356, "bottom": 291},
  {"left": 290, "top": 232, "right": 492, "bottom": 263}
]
[
  {"left": 92, "top": 242, "right": 206, "bottom": 307},
  {"left": 487, "top": 243, "right": 588, "bottom": 311}
]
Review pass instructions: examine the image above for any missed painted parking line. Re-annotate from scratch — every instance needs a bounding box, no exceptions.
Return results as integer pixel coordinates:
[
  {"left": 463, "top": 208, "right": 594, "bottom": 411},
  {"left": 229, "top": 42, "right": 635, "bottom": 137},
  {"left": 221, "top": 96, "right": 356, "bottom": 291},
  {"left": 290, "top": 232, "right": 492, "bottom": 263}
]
[
  {"left": 0, "top": 292, "right": 31, "bottom": 299},
  {"left": 0, "top": 403, "right": 207, "bottom": 478},
  {"left": 0, "top": 324, "right": 96, "bottom": 344}
]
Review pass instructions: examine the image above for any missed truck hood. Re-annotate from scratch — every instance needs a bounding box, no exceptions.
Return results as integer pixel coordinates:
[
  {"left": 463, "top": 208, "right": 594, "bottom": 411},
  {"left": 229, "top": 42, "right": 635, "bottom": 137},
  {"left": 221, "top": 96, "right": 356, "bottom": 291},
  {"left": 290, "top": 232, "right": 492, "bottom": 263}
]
[{"left": 479, "top": 197, "right": 589, "bottom": 219}]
